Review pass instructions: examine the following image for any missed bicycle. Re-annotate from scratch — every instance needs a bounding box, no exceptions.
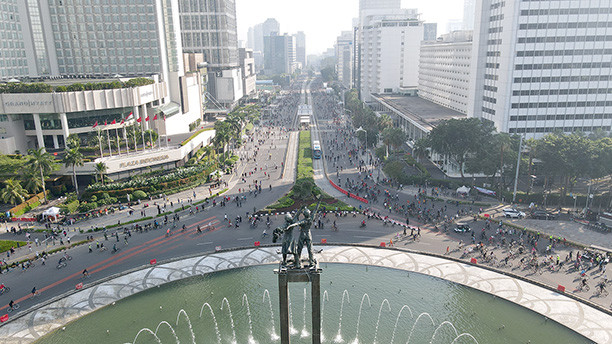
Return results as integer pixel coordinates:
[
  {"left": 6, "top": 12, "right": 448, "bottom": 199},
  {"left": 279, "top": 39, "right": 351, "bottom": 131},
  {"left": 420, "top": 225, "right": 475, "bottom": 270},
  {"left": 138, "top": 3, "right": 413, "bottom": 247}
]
[
  {"left": 0, "top": 286, "right": 10, "bottom": 295},
  {"left": 593, "top": 287, "right": 609, "bottom": 297},
  {"left": 7, "top": 303, "right": 19, "bottom": 313},
  {"left": 577, "top": 283, "right": 590, "bottom": 292}
]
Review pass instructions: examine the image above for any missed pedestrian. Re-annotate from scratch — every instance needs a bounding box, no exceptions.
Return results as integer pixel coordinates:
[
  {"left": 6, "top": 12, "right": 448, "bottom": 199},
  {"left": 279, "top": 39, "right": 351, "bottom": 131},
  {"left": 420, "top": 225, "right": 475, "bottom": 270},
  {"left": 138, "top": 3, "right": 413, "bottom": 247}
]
[{"left": 88, "top": 244, "right": 92, "bottom": 253}]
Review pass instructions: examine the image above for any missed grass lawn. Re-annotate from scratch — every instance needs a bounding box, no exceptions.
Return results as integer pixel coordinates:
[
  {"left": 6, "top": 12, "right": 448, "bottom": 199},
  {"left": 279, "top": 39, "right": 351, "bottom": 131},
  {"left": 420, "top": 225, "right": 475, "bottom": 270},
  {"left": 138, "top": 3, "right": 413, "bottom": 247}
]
[{"left": 0, "top": 240, "right": 27, "bottom": 253}]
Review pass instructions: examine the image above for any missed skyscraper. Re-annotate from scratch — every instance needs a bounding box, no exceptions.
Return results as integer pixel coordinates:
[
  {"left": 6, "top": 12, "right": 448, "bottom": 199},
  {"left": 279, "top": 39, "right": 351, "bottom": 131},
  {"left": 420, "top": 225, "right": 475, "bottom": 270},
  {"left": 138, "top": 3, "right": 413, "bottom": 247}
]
[
  {"left": 468, "top": 0, "right": 612, "bottom": 137},
  {"left": 359, "top": 9, "right": 425, "bottom": 101},
  {"left": 264, "top": 33, "right": 296, "bottom": 75},
  {"left": 463, "top": 0, "right": 476, "bottom": 30},
  {"left": 0, "top": 1, "right": 29, "bottom": 79},
  {"left": 294, "top": 31, "right": 306, "bottom": 69},
  {"left": 178, "top": 0, "right": 239, "bottom": 69},
  {"left": 335, "top": 31, "right": 353, "bottom": 88},
  {"left": 359, "top": 0, "right": 401, "bottom": 12}
]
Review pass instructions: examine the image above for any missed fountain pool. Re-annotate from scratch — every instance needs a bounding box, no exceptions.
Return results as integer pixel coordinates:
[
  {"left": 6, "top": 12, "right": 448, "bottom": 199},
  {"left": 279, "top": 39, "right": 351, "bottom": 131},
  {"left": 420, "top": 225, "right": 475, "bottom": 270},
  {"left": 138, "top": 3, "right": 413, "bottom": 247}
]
[{"left": 36, "top": 263, "right": 590, "bottom": 344}]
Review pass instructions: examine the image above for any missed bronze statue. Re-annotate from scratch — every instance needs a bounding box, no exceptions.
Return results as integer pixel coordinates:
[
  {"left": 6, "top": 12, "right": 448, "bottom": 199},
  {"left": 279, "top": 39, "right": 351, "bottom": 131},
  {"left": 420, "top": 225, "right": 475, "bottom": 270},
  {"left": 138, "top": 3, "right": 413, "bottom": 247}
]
[
  {"left": 273, "top": 213, "right": 298, "bottom": 267},
  {"left": 293, "top": 208, "right": 315, "bottom": 268}
]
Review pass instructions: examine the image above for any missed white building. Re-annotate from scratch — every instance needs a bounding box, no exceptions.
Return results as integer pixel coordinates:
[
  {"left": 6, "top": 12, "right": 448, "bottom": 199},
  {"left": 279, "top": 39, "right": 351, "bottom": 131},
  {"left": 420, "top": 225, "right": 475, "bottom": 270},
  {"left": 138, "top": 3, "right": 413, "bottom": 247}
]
[
  {"left": 263, "top": 33, "right": 297, "bottom": 75},
  {"left": 469, "top": 0, "right": 612, "bottom": 138},
  {"left": 1, "top": 1, "right": 29, "bottom": 80},
  {"left": 335, "top": 31, "right": 354, "bottom": 89},
  {"left": 359, "top": 9, "right": 425, "bottom": 102},
  {"left": 463, "top": 0, "right": 476, "bottom": 30},
  {"left": 419, "top": 31, "right": 473, "bottom": 114},
  {"left": 239, "top": 48, "right": 256, "bottom": 97},
  {"left": 294, "top": 31, "right": 307, "bottom": 69},
  {"left": 0, "top": 1, "right": 206, "bottom": 155}
]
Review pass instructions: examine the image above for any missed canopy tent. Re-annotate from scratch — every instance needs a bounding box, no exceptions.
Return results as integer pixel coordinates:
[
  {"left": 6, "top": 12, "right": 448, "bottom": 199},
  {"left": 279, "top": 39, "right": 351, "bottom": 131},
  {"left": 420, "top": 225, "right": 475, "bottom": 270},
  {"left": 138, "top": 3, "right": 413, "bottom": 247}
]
[
  {"left": 42, "top": 207, "right": 60, "bottom": 220},
  {"left": 456, "top": 186, "right": 471, "bottom": 194},
  {"left": 474, "top": 186, "right": 497, "bottom": 197}
]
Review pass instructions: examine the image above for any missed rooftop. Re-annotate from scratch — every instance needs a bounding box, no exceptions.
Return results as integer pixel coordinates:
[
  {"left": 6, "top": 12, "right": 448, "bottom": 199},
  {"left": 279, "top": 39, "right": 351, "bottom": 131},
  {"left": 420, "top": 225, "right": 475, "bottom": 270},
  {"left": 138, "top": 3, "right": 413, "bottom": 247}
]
[{"left": 371, "top": 94, "right": 466, "bottom": 131}]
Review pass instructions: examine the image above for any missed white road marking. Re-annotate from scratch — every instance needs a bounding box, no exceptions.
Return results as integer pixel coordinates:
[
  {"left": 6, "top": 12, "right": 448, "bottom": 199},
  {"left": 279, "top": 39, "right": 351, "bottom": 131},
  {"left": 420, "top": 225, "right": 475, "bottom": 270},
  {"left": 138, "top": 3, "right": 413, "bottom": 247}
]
[
  {"left": 237, "top": 237, "right": 254, "bottom": 241},
  {"left": 196, "top": 242, "right": 213, "bottom": 246}
]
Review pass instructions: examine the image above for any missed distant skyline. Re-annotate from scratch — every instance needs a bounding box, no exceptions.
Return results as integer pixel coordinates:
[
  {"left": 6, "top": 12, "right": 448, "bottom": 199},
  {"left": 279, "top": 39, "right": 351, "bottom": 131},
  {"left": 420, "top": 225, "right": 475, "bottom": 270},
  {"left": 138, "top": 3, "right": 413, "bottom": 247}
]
[{"left": 236, "top": 0, "right": 465, "bottom": 55}]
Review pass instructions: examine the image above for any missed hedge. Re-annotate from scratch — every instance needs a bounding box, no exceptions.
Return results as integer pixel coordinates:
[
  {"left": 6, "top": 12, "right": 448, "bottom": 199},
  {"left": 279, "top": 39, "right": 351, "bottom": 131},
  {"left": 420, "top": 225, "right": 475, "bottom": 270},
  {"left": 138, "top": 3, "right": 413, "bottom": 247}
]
[{"left": 8, "top": 191, "right": 47, "bottom": 217}]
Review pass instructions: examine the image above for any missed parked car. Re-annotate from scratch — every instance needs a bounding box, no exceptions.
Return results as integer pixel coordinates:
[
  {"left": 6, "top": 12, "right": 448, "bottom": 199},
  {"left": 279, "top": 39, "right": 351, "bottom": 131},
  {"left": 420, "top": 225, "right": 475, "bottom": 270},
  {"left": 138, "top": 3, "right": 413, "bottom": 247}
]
[
  {"left": 503, "top": 208, "right": 526, "bottom": 219},
  {"left": 530, "top": 210, "right": 557, "bottom": 220},
  {"left": 453, "top": 224, "right": 471, "bottom": 233}
]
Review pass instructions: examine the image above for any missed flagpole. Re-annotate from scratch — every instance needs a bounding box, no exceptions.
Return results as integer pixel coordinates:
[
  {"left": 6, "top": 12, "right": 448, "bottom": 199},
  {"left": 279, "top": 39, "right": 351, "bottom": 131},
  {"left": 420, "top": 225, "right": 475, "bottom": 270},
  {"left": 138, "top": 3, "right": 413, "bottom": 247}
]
[
  {"left": 123, "top": 125, "right": 129, "bottom": 155},
  {"left": 97, "top": 129, "right": 103, "bottom": 158},
  {"left": 115, "top": 127, "right": 121, "bottom": 156},
  {"left": 141, "top": 118, "right": 146, "bottom": 152},
  {"left": 106, "top": 126, "right": 113, "bottom": 157},
  {"left": 132, "top": 124, "right": 138, "bottom": 152}
]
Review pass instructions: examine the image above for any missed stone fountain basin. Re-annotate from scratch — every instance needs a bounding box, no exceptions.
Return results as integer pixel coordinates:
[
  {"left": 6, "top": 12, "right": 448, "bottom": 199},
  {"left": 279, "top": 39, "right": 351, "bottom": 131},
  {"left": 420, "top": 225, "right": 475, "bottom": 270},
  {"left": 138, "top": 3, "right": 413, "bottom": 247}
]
[{"left": 0, "top": 245, "right": 611, "bottom": 344}]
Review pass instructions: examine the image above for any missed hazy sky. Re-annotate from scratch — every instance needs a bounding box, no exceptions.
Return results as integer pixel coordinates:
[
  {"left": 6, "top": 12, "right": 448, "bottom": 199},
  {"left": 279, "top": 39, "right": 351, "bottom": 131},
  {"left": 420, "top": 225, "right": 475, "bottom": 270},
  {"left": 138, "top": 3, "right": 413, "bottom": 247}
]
[{"left": 235, "top": 0, "right": 465, "bottom": 55}]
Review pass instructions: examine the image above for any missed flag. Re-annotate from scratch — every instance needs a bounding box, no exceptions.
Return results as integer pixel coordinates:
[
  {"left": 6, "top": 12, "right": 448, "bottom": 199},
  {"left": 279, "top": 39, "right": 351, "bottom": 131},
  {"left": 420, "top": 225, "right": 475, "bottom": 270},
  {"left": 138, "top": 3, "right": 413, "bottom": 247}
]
[
  {"left": 104, "top": 120, "right": 108, "bottom": 126},
  {"left": 137, "top": 117, "right": 142, "bottom": 123},
  {"left": 163, "top": 115, "right": 166, "bottom": 121},
  {"left": 111, "top": 119, "right": 116, "bottom": 125},
  {"left": 153, "top": 114, "right": 158, "bottom": 120},
  {"left": 92, "top": 121, "right": 98, "bottom": 128},
  {"left": 127, "top": 112, "right": 133, "bottom": 119},
  {"left": 145, "top": 116, "right": 149, "bottom": 121},
  {"left": 120, "top": 119, "right": 125, "bottom": 125}
]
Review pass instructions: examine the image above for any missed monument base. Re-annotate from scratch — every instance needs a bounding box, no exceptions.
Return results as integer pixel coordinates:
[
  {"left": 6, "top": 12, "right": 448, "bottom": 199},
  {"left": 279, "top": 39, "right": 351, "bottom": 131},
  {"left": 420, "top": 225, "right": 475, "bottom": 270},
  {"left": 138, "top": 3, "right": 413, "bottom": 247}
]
[{"left": 275, "top": 265, "right": 322, "bottom": 344}]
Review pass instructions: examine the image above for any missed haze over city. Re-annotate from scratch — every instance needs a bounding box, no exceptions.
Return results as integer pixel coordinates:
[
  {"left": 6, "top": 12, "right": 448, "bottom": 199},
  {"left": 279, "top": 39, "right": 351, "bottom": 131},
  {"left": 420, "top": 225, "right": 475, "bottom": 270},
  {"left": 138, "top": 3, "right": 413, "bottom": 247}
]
[{"left": 236, "top": 0, "right": 464, "bottom": 54}]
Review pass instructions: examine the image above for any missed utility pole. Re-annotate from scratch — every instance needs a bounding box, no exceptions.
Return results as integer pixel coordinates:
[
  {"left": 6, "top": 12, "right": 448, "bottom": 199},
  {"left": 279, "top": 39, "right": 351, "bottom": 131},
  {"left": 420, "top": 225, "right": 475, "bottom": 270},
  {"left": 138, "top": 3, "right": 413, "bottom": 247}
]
[{"left": 512, "top": 135, "right": 524, "bottom": 203}]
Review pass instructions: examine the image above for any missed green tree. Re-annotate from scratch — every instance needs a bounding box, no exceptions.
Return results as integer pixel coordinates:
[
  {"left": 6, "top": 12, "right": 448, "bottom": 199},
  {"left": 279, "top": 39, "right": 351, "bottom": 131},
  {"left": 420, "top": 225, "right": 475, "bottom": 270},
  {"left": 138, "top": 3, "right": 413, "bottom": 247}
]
[
  {"left": 381, "top": 127, "right": 407, "bottom": 156},
  {"left": 27, "top": 147, "right": 57, "bottom": 204},
  {"left": 95, "top": 162, "right": 107, "bottom": 185},
  {"left": 66, "top": 134, "right": 81, "bottom": 150},
  {"left": 423, "top": 118, "right": 495, "bottom": 179},
  {"left": 320, "top": 66, "right": 337, "bottom": 82},
  {"left": 213, "top": 121, "right": 232, "bottom": 153},
  {"left": 22, "top": 168, "right": 43, "bottom": 194},
  {"left": 63, "top": 147, "right": 84, "bottom": 195},
  {"left": 377, "top": 114, "right": 393, "bottom": 131},
  {"left": 412, "top": 139, "right": 430, "bottom": 163},
  {"left": 1, "top": 179, "right": 28, "bottom": 205}
]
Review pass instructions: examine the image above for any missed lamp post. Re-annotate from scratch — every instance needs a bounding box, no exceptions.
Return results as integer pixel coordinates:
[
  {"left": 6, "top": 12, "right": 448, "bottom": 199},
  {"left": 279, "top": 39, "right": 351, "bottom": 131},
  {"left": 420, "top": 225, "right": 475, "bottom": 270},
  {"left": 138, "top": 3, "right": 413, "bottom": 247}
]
[{"left": 356, "top": 127, "right": 367, "bottom": 166}]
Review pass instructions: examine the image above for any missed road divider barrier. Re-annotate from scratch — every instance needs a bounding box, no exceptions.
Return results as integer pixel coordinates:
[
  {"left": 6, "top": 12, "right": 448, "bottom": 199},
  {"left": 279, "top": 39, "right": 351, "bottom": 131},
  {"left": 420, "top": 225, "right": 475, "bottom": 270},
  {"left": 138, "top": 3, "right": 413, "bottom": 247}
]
[
  {"left": 321, "top": 239, "right": 327, "bottom": 244},
  {"left": 0, "top": 314, "right": 8, "bottom": 322},
  {"left": 75, "top": 282, "right": 83, "bottom": 290},
  {"left": 254, "top": 241, "right": 261, "bottom": 247},
  {"left": 470, "top": 258, "right": 478, "bottom": 264},
  {"left": 328, "top": 180, "right": 369, "bottom": 204},
  {"left": 557, "top": 285, "right": 566, "bottom": 292},
  {"left": 379, "top": 242, "right": 386, "bottom": 247},
  {"left": 150, "top": 259, "right": 157, "bottom": 265},
  {"left": 215, "top": 246, "right": 222, "bottom": 252}
]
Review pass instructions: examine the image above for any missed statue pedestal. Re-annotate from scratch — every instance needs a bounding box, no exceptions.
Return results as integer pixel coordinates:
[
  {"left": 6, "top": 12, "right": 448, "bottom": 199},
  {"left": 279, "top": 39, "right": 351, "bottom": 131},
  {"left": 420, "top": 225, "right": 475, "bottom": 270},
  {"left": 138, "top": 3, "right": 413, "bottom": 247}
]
[{"left": 275, "top": 264, "right": 322, "bottom": 344}]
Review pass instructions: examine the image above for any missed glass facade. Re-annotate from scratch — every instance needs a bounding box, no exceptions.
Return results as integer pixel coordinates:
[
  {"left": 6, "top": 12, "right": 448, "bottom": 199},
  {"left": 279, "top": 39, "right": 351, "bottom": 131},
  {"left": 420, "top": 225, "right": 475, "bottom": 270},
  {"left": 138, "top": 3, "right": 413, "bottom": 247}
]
[
  {"left": 0, "top": 0, "right": 28, "bottom": 79},
  {"left": 47, "top": 0, "right": 162, "bottom": 76}
]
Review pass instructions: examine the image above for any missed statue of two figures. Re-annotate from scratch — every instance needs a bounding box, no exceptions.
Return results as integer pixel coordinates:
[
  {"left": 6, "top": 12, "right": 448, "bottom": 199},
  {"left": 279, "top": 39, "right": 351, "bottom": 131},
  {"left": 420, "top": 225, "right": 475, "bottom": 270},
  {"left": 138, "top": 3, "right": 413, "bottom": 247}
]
[{"left": 273, "top": 206, "right": 316, "bottom": 269}]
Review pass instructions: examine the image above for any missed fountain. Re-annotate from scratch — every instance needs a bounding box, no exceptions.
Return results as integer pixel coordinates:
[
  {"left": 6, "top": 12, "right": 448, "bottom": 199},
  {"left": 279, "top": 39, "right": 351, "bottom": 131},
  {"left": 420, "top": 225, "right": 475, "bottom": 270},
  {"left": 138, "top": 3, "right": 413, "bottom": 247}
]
[{"left": 33, "top": 262, "right": 593, "bottom": 344}]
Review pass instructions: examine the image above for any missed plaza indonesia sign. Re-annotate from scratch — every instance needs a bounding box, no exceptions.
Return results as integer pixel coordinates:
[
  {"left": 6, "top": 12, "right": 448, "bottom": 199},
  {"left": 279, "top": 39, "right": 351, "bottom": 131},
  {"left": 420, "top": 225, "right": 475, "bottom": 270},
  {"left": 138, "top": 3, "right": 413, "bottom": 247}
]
[
  {"left": 119, "top": 154, "right": 170, "bottom": 168},
  {"left": 0, "top": 94, "right": 57, "bottom": 113}
]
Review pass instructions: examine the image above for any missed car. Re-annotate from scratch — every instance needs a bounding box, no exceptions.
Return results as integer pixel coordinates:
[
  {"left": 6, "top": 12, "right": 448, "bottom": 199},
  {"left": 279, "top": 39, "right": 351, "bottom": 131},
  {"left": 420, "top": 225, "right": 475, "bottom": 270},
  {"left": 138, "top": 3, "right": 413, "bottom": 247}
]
[
  {"left": 530, "top": 210, "right": 557, "bottom": 220},
  {"left": 503, "top": 208, "right": 526, "bottom": 219},
  {"left": 453, "top": 224, "right": 471, "bottom": 233}
]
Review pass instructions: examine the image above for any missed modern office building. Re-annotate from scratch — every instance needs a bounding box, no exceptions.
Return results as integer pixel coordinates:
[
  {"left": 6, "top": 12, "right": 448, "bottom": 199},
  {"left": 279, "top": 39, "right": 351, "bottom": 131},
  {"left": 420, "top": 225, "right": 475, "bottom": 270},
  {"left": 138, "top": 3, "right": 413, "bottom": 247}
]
[
  {"left": 423, "top": 23, "right": 438, "bottom": 42},
  {"left": 359, "top": 0, "right": 401, "bottom": 12},
  {"left": 239, "top": 48, "right": 256, "bottom": 97},
  {"left": 335, "top": 31, "right": 354, "bottom": 89},
  {"left": 263, "top": 33, "right": 297, "bottom": 75},
  {"left": 468, "top": 0, "right": 612, "bottom": 137},
  {"left": 359, "top": 9, "right": 425, "bottom": 102},
  {"left": 463, "top": 0, "right": 476, "bottom": 30},
  {"left": 294, "top": 31, "right": 306, "bottom": 69},
  {"left": 1, "top": 1, "right": 30, "bottom": 80},
  {"left": 419, "top": 30, "right": 473, "bottom": 114},
  {"left": 178, "top": 0, "right": 239, "bottom": 69},
  {"left": 248, "top": 18, "right": 280, "bottom": 70},
  {"left": 0, "top": 0, "right": 206, "bottom": 155}
]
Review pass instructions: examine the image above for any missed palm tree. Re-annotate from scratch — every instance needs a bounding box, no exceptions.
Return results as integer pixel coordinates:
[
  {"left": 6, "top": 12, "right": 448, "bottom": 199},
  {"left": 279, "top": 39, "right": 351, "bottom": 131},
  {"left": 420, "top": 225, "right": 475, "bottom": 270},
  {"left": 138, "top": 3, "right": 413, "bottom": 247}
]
[
  {"left": 1, "top": 179, "right": 28, "bottom": 205},
  {"left": 22, "top": 168, "right": 43, "bottom": 194},
  {"left": 63, "top": 147, "right": 84, "bottom": 195},
  {"left": 27, "top": 147, "right": 57, "bottom": 204},
  {"left": 95, "top": 162, "right": 107, "bottom": 185}
]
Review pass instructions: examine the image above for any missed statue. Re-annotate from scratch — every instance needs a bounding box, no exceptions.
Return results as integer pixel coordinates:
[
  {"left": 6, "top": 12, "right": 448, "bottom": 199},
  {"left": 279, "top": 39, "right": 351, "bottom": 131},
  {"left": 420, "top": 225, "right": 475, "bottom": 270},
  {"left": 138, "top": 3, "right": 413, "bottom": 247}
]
[
  {"left": 292, "top": 208, "right": 316, "bottom": 268},
  {"left": 273, "top": 213, "right": 298, "bottom": 267}
]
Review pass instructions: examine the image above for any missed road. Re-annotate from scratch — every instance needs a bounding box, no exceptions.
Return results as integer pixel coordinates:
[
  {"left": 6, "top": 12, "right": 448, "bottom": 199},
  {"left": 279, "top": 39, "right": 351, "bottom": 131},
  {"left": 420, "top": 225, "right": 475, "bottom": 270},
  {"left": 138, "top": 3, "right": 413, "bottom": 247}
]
[{"left": 0, "top": 77, "right": 610, "bottom": 323}]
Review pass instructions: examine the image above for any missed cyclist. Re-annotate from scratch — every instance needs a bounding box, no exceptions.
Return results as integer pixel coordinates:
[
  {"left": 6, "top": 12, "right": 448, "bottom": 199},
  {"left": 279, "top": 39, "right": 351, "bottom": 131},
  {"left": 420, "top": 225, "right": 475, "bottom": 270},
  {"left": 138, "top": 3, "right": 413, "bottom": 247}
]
[
  {"left": 597, "top": 279, "right": 608, "bottom": 294},
  {"left": 0, "top": 283, "right": 5, "bottom": 293},
  {"left": 30, "top": 286, "right": 38, "bottom": 298},
  {"left": 8, "top": 300, "right": 15, "bottom": 310},
  {"left": 581, "top": 277, "right": 589, "bottom": 290},
  {"left": 82, "top": 269, "right": 89, "bottom": 277},
  {"left": 197, "top": 225, "right": 202, "bottom": 233},
  {"left": 182, "top": 224, "right": 186, "bottom": 232}
]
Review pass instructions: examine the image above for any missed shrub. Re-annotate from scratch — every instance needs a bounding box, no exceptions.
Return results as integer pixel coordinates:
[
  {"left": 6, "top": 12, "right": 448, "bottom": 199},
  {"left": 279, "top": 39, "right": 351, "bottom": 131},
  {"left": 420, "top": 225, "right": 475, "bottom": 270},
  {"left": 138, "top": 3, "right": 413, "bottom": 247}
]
[
  {"left": 78, "top": 202, "right": 98, "bottom": 212},
  {"left": 132, "top": 190, "right": 148, "bottom": 200},
  {"left": 89, "top": 195, "right": 98, "bottom": 202}
]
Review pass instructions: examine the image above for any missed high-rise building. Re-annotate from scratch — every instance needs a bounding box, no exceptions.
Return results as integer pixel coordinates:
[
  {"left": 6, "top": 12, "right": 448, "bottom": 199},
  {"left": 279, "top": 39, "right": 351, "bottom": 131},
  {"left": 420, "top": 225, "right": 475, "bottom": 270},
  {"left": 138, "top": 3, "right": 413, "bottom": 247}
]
[
  {"left": 359, "top": 9, "right": 425, "bottom": 101},
  {"left": 248, "top": 18, "right": 280, "bottom": 70},
  {"left": 178, "top": 0, "right": 239, "bottom": 69},
  {"left": 419, "top": 31, "right": 473, "bottom": 114},
  {"left": 359, "top": 0, "right": 401, "bottom": 12},
  {"left": 263, "top": 33, "right": 296, "bottom": 75},
  {"left": 468, "top": 0, "right": 612, "bottom": 137},
  {"left": 262, "top": 18, "right": 280, "bottom": 37},
  {"left": 0, "top": 1, "right": 29, "bottom": 79},
  {"left": 239, "top": 48, "right": 256, "bottom": 96},
  {"left": 423, "top": 23, "right": 438, "bottom": 42},
  {"left": 294, "top": 31, "right": 306, "bottom": 69},
  {"left": 335, "top": 31, "right": 353, "bottom": 88},
  {"left": 463, "top": 0, "right": 476, "bottom": 30}
]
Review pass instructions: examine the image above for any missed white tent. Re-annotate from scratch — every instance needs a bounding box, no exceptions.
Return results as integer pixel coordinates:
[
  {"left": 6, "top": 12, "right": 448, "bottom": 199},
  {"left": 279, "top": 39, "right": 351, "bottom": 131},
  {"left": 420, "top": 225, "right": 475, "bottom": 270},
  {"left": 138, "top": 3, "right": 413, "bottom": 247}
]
[
  {"left": 42, "top": 207, "right": 60, "bottom": 219},
  {"left": 456, "top": 186, "right": 471, "bottom": 194}
]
